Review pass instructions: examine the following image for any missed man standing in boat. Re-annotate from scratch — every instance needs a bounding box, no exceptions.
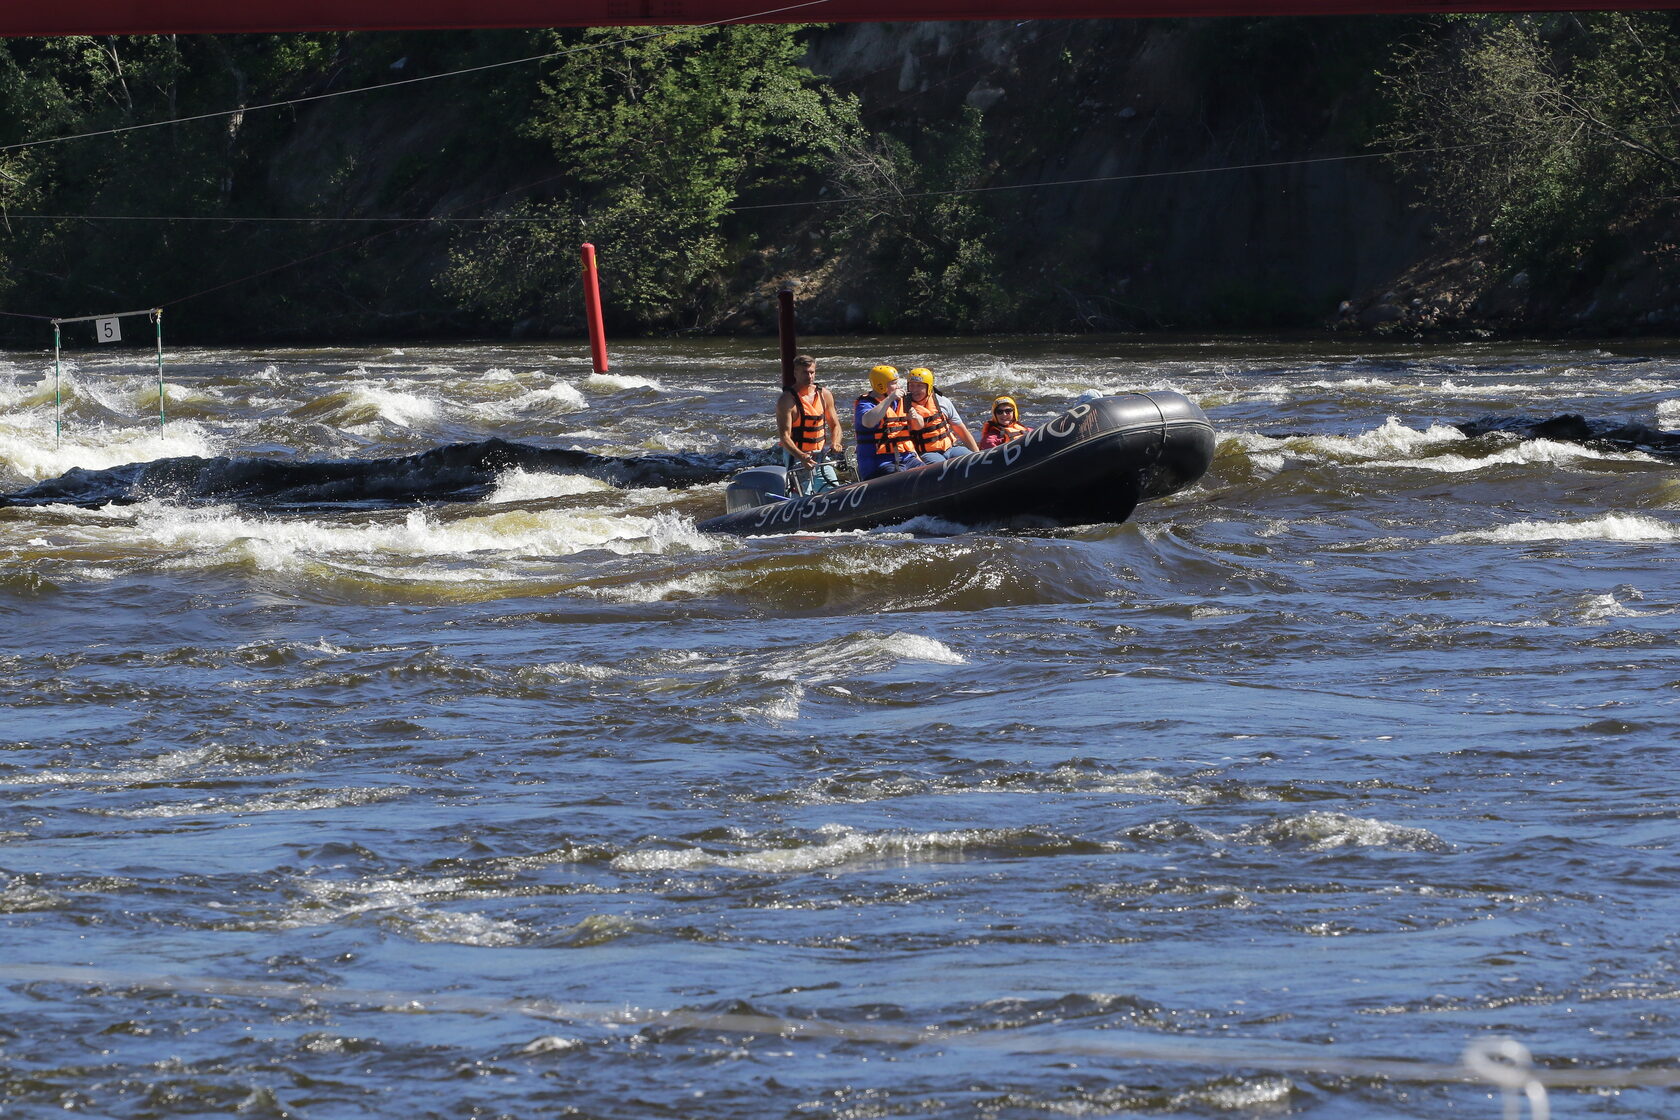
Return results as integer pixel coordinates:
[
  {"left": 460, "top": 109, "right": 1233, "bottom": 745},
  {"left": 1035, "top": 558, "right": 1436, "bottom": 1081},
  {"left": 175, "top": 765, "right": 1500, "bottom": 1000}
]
[
  {"left": 855, "top": 365, "right": 924, "bottom": 480},
  {"left": 904, "top": 367, "right": 979, "bottom": 462},
  {"left": 777, "top": 354, "right": 844, "bottom": 494}
]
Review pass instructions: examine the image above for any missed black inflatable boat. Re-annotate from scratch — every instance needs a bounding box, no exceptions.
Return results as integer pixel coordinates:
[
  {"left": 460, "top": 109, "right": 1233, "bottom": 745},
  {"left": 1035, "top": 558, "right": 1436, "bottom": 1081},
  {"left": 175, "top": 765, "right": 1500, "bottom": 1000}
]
[{"left": 698, "top": 391, "right": 1215, "bottom": 536}]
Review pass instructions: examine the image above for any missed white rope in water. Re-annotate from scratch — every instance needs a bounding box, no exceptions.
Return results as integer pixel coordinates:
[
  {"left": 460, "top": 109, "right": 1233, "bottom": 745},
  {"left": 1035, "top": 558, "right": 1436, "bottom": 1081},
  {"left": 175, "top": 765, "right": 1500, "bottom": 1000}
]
[
  {"left": 1, "top": 962, "right": 1672, "bottom": 1111},
  {"left": 1464, "top": 1039, "right": 1551, "bottom": 1120}
]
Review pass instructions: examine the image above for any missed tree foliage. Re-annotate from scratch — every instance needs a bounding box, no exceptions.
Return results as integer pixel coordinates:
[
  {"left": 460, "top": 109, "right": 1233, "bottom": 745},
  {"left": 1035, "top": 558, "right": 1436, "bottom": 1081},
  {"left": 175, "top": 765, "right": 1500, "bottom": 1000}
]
[
  {"left": 825, "top": 105, "right": 1013, "bottom": 330},
  {"left": 441, "top": 25, "right": 861, "bottom": 329},
  {"left": 7, "top": 19, "right": 1675, "bottom": 340},
  {"left": 1379, "top": 13, "right": 1680, "bottom": 266}
]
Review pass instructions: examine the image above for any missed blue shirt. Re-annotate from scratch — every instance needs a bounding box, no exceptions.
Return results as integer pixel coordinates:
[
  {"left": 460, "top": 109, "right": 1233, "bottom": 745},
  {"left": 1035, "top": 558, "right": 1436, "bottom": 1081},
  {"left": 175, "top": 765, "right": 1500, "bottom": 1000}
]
[{"left": 854, "top": 394, "right": 921, "bottom": 480}]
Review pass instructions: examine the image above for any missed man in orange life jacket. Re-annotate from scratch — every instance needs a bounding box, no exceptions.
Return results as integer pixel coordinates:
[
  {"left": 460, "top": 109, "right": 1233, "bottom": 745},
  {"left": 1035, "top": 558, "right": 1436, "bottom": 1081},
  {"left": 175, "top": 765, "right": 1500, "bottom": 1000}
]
[
  {"left": 854, "top": 364, "right": 924, "bottom": 480},
  {"left": 776, "top": 353, "right": 843, "bottom": 494},
  {"left": 904, "top": 367, "right": 979, "bottom": 462}
]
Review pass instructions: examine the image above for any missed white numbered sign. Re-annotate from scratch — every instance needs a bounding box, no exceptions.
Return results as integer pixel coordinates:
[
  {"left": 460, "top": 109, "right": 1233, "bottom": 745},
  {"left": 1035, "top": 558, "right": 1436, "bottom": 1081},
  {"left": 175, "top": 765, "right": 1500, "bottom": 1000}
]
[{"left": 95, "top": 317, "right": 121, "bottom": 343}]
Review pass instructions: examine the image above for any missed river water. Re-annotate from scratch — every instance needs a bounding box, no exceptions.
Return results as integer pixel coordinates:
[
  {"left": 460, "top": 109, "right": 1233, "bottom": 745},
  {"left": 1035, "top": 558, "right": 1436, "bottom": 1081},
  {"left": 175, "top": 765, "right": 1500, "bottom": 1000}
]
[{"left": 1, "top": 335, "right": 1677, "bottom": 1119}]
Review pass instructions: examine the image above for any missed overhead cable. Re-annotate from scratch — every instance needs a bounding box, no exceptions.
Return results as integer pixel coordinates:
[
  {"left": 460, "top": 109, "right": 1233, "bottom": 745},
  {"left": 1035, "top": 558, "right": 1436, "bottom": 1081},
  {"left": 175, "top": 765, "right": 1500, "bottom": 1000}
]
[{"left": 0, "top": 0, "right": 833, "bottom": 155}]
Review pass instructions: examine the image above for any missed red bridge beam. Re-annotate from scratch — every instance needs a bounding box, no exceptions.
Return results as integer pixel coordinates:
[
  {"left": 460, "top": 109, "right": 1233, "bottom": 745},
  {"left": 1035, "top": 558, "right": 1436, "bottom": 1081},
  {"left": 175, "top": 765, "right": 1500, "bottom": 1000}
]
[{"left": 1, "top": 0, "right": 1664, "bottom": 37}]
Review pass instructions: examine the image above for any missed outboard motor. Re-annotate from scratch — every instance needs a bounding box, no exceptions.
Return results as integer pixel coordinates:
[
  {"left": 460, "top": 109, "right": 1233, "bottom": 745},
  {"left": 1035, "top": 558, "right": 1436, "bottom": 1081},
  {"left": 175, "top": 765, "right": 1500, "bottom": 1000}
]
[{"left": 723, "top": 466, "right": 790, "bottom": 512}]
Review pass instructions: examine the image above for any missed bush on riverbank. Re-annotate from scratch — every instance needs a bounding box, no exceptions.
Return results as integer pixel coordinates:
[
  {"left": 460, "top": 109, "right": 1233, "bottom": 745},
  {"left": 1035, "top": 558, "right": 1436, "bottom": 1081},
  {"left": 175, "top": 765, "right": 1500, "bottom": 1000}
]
[{"left": 1, "top": 17, "right": 1675, "bottom": 343}]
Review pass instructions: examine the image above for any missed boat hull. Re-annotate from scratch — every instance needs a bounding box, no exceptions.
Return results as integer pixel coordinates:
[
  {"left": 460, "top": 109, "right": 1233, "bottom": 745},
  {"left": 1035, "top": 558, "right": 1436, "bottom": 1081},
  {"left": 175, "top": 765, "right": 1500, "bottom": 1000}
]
[{"left": 698, "top": 391, "right": 1214, "bottom": 536}]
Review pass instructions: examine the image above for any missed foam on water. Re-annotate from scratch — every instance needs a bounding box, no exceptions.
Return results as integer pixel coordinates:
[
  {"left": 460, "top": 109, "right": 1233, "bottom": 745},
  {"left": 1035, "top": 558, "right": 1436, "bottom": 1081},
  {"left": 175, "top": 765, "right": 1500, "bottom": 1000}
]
[
  {"left": 0, "top": 878, "right": 64, "bottom": 913},
  {"left": 1433, "top": 378, "right": 1538, "bottom": 396},
  {"left": 586, "top": 373, "right": 663, "bottom": 392},
  {"left": 487, "top": 469, "right": 615, "bottom": 503},
  {"left": 611, "top": 823, "right": 1073, "bottom": 874},
  {"left": 343, "top": 384, "right": 441, "bottom": 429},
  {"left": 1286, "top": 417, "right": 1467, "bottom": 462},
  {"left": 889, "top": 514, "right": 976, "bottom": 535},
  {"left": 1575, "top": 590, "right": 1671, "bottom": 622},
  {"left": 61, "top": 502, "right": 722, "bottom": 572},
  {"left": 505, "top": 381, "right": 588, "bottom": 413},
  {"left": 736, "top": 681, "right": 803, "bottom": 723},
  {"left": 103, "top": 786, "right": 409, "bottom": 819},
  {"left": 276, "top": 876, "right": 526, "bottom": 946},
  {"left": 1436, "top": 512, "right": 1680, "bottom": 545},
  {"left": 780, "top": 764, "right": 1243, "bottom": 808},
  {"left": 519, "top": 660, "right": 621, "bottom": 681},
  {"left": 587, "top": 570, "right": 731, "bottom": 602},
  {"left": 1, "top": 503, "right": 717, "bottom": 589},
  {"left": 641, "top": 630, "right": 968, "bottom": 685},
  {"left": 1361, "top": 437, "right": 1646, "bottom": 473},
  {"left": 1235, "top": 811, "right": 1449, "bottom": 852},
  {"left": 1178, "top": 1078, "right": 1295, "bottom": 1109},
  {"left": 0, "top": 419, "right": 219, "bottom": 483},
  {"left": 925, "top": 359, "right": 1189, "bottom": 418},
  {"left": 787, "top": 631, "right": 968, "bottom": 679},
  {"left": 1302, "top": 377, "right": 1397, "bottom": 390},
  {"left": 0, "top": 746, "right": 221, "bottom": 789}
]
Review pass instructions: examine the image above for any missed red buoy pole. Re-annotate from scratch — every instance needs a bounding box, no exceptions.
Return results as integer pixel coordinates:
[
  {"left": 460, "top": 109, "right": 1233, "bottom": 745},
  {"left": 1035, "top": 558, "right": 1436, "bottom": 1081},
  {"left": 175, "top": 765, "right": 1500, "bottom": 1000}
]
[
  {"left": 581, "top": 242, "right": 609, "bottom": 373},
  {"left": 778, "top": 282, "right": 796, "bottom": 380}
]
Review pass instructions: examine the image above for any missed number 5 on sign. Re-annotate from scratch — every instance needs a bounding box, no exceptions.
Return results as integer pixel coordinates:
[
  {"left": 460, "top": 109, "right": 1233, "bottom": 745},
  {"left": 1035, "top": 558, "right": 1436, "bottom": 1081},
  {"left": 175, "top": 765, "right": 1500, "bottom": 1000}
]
[{"left": 96, "top": 317, "right": 121, "bottom": 343}]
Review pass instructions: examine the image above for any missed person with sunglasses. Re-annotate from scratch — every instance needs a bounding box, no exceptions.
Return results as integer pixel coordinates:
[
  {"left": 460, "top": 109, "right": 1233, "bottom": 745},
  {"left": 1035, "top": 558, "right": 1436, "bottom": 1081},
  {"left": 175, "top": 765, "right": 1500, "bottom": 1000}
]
[{"left": 978, "top": 396, "right": 1032, "bottom": 449}]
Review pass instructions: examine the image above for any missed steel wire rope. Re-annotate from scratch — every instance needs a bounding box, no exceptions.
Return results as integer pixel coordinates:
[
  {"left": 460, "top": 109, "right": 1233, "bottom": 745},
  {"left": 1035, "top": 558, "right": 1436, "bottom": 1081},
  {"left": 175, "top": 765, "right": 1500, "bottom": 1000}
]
[
  {"left": 0, "top": 139, "right": 1500, "bottom": 325},
  {"left": 0, "top": 140, "right": 1505, "bottom": 230},
  {"left": 0, "top": 0, "right": 835, "bottom": 156},
  {"left": 0, "top": 165, "right": 580, "bottom": 324},
  {"left": 154, "top": 165, "right": 587, "bottom": 311},
  {"left": 0, "top": 0, "right": 834, "bottom": 324}
]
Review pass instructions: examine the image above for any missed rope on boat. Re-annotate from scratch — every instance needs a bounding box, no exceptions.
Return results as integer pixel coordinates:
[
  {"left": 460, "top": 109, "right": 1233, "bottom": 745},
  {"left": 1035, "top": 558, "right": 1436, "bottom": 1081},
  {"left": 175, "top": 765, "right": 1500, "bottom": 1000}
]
[{"left": 3, "top": 962, "right": 1667, "bottom": 1116}]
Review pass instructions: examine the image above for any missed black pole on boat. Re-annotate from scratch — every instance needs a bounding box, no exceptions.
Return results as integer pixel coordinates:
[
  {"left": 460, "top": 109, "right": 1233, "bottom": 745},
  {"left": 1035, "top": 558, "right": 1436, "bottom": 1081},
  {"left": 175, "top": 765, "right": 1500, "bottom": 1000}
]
[{"left": 778, "top": 281, "right": 796, "bottom": 379}]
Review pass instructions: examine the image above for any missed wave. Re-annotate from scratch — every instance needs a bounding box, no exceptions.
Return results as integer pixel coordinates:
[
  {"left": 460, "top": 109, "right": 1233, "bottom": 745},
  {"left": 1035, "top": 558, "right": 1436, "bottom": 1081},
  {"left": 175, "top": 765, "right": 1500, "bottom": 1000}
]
[
  {"left": 611, "top": 823, "right": 1103, "bottom": 874},
  {"left": 1233, "top": 811, "right": 1449, "bottom": 853},
  {"left": 0, "top": 438, "right": 774, "bottom": 510},
  {"left": 0, "top": 418, "right": 220, "bottom": 485},
  {"left": 1437, "top": 513, "right": 1680, "bottom": 545},
  {"left": 585, "top": 372, "right": 663, "bottom": 392},
  {"left": 107, "top": 502, "right": 720, "bottom": 572},
  {"left": 289, "top": 384, "right": 442, "bottom": 429},
  {"left": 99, "top": 785, "right": 410, "bottom": 819},
  {"left": 1455, "top": 413, "right": 1680, "bottom": 458}
]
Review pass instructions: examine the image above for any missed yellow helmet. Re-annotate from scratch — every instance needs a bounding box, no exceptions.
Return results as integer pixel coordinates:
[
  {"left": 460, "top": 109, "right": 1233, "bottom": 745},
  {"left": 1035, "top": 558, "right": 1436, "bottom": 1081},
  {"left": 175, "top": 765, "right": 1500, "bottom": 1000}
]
[
  {"left": 907, "top": 367, "right": 934, "bottom": 391},
  {"left": 993, "top": 395, "right": 1019, "bottom": 415},
  {"left": 868, "top": 364, "right": 899, "bottom": 394}
]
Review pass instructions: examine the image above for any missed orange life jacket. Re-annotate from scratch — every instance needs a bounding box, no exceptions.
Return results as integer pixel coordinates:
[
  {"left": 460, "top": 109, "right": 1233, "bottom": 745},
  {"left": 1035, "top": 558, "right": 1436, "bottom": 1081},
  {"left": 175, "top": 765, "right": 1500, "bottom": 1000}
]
[
  {"left": 858, "top": 394, "right": 916, "bottom": 455},
  {"left": 982, "top": 418, "right": 1029, "bottom": 445},
  {"left": 789, "top": 387, "right": 830, "bottom": 453},
  {"left": 909, "top": 396, "right": 957, "bottom": 453}
]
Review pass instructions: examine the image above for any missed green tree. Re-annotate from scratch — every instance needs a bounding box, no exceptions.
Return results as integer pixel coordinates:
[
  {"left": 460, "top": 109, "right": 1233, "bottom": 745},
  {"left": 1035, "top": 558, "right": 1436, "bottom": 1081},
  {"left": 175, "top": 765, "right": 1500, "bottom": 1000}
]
[
  {"left": 1379, "top": 13, "right": 1680, "bottom": 266},
  {"left": 826, "top": 105, "right": 1013, "bottom": 330},
  {"left": 441, "top": 24, "right": 861, "bottom": 330}
]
